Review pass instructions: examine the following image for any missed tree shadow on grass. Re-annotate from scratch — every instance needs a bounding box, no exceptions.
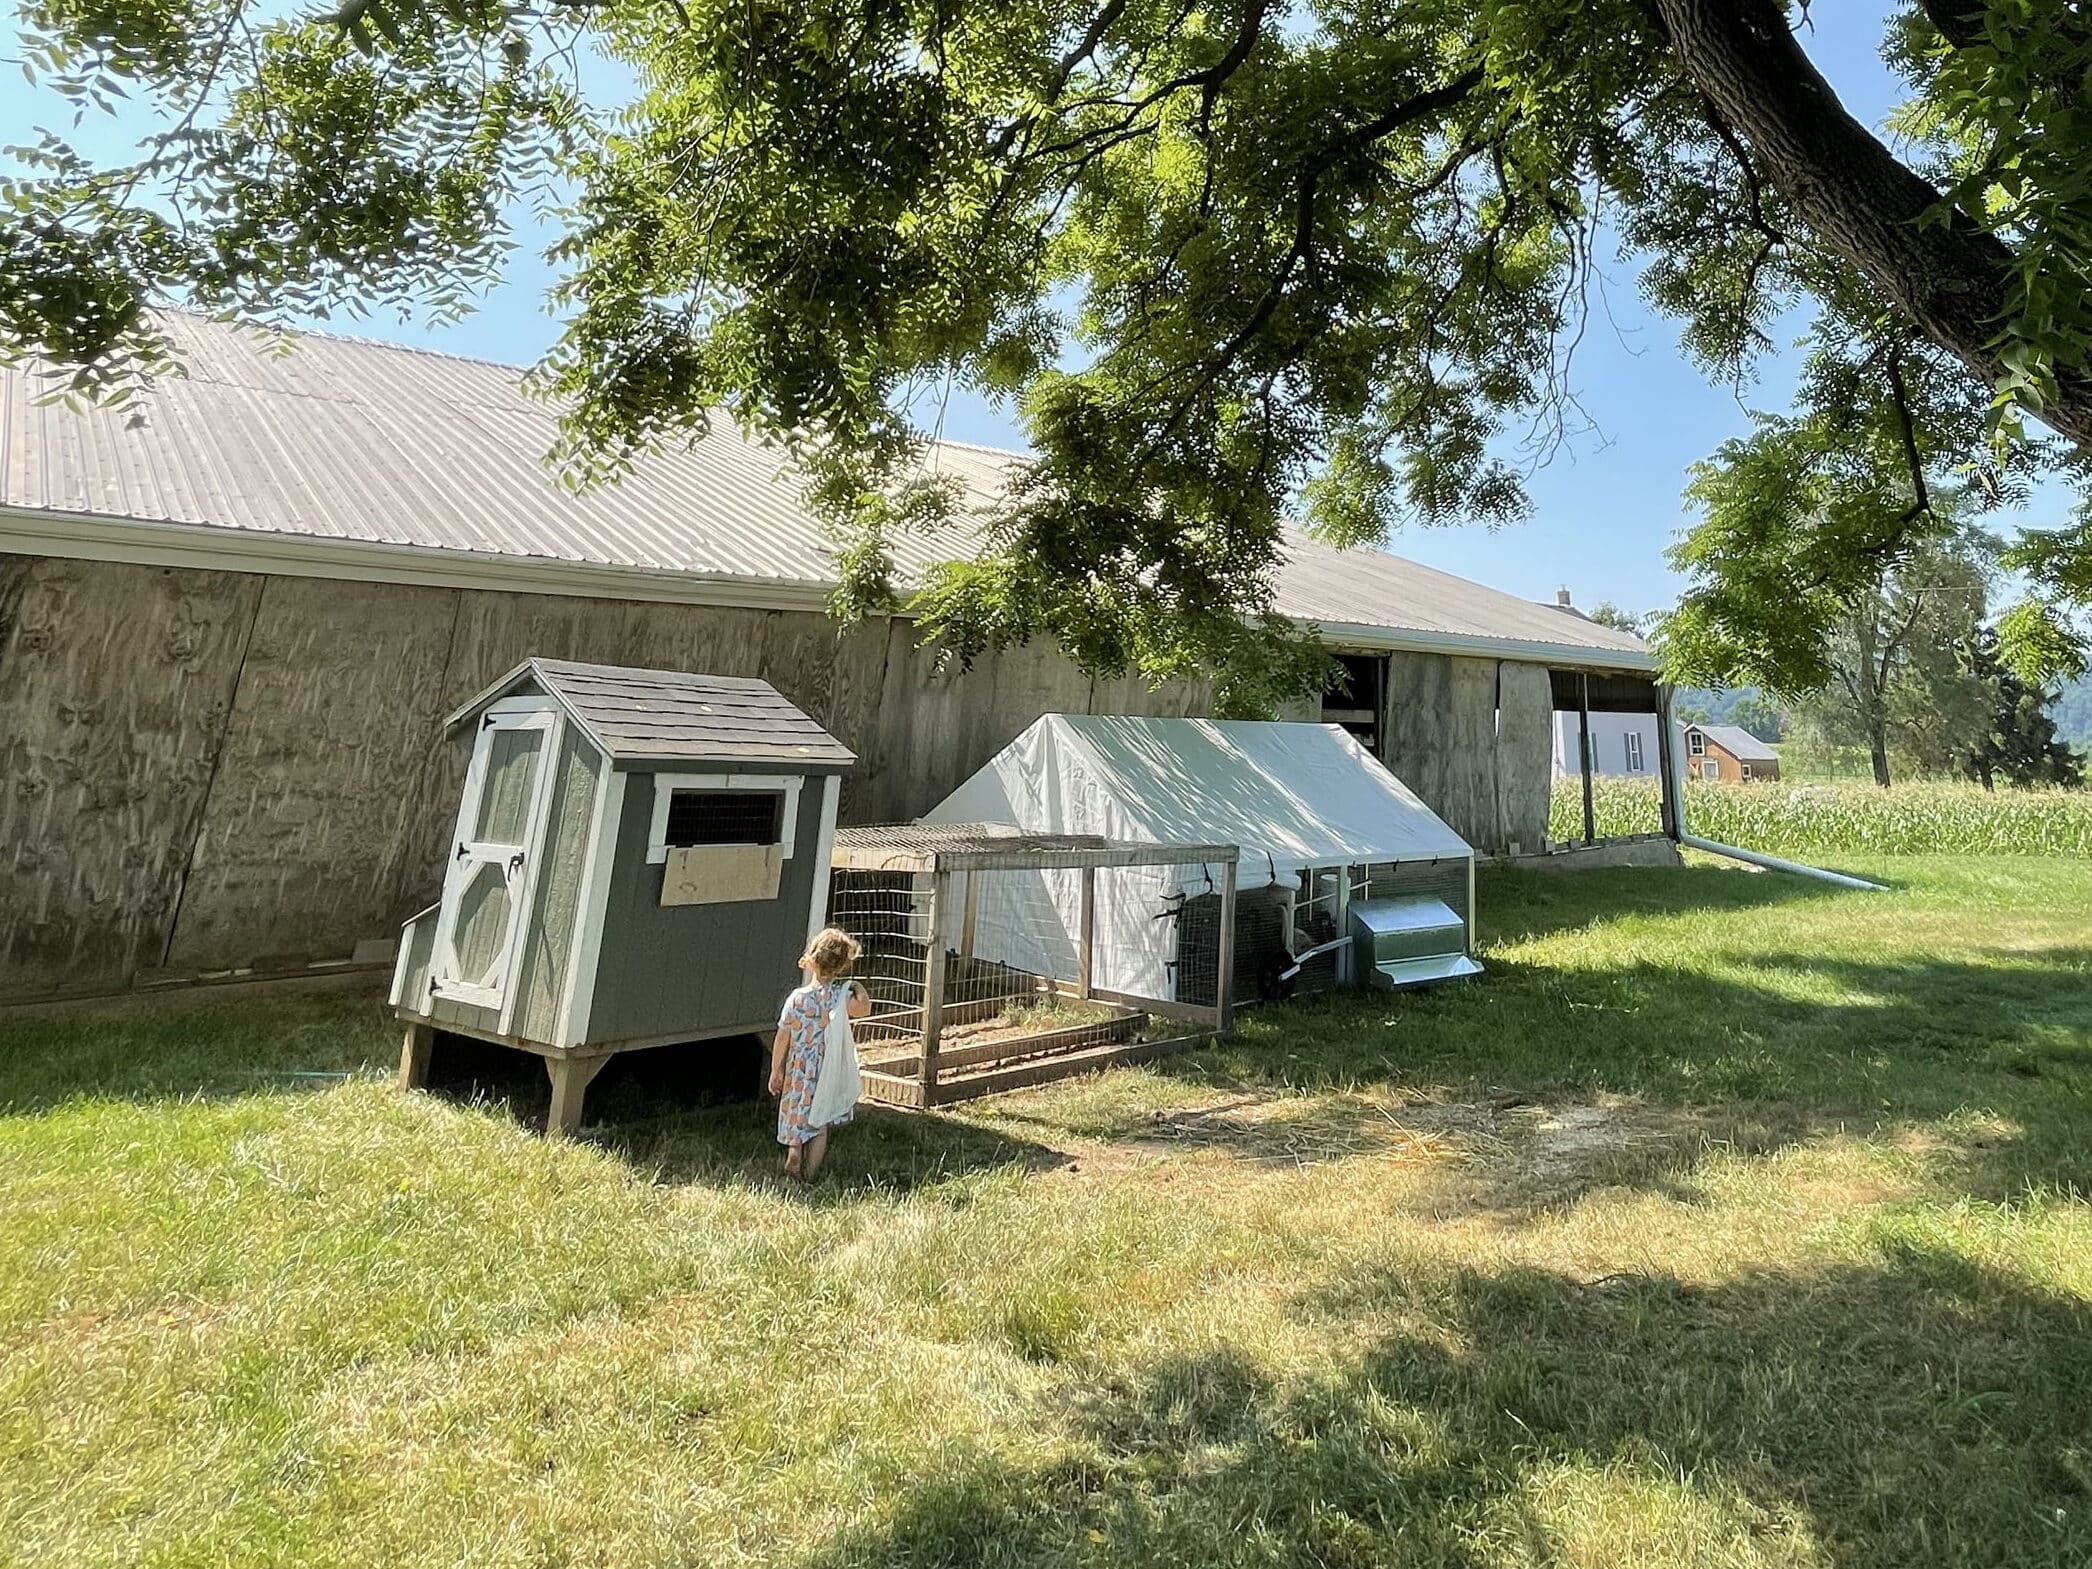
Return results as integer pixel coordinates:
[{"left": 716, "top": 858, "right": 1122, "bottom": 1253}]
[
  {"left": 800, "top": 1245, "right": 2092, "bottom": 1568},
  {"left": 1477, "top": 861, "right": 1848, "bottom": 943},
  {"left": 974, "top": 940, "right": 2092, "bottom": 1217},
  {"left": 418, "top": 1029, "right": 1065, "bottom": 1196},
  {"left": 0, "top": 989, "right": 395, "bottom": 1114}
]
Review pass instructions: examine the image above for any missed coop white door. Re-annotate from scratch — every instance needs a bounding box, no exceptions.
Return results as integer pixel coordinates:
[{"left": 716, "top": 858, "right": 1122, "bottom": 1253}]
[{"left": 431, "top": 705, "right": 561, "bottom": 1012}]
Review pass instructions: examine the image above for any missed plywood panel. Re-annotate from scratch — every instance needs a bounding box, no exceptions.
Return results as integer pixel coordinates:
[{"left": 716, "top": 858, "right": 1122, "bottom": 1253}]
[
  {"left": 864, "top": 624, "right": 963, "bottom": 826},
  {"left": 868, "top": 631, "right": 1096, "bottom": 824},
  {"left": 611, "top": 599, "right": 780, "bottom": 682},
  {"left": 825, "top": 617, "right": 895, "bottom": 826},
  {"left": 0, "top": 556, "right": 260, "bottom": 996},
  {"left": 1381, "top": 650, "right": 1507, "bottom": 852},
  {"left": 1443, "top": 656, "right": 1503, "bottom": 852},
  {"left": 392, "top": 590, "right": 655, "bottom": 915},
  {"left": 164, "top": 576, "right": 459, "bottom": 967},
  {"left": 1495, "top": 660, "right": 1555, "bottom": 854},
  {"left": 1381, "top": 649, "right": 1454, "bottom": 816},
  {"left": 973, "top": 639, "right": 1094, "bottom": 781}
]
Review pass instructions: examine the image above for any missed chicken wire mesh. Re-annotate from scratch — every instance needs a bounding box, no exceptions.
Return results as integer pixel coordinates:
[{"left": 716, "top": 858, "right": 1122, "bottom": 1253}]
[{"left": 824, "top": 861, "right": 1233, "bottom": 1067}]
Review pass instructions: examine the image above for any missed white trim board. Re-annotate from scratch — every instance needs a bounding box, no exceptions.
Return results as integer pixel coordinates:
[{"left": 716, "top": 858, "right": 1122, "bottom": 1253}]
[
  {"left": 0, "top": 505, "right": 834, "bottom": 612},
  {"left": 805, "top": 774, "right": 842, "bottom": 948},
  {"left": 558, "top": 763, "right": 629, "bottom": 1048}
]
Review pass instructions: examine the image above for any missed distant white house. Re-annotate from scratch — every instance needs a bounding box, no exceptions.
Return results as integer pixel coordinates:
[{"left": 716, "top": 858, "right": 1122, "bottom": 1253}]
[{"left": 1552, "top": 710, "right": 1663, "bottom": 779}]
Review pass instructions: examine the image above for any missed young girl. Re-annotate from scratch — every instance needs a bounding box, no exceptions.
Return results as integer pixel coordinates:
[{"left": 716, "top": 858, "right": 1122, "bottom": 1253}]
[{"left": 770, "top": 926, "right": 871, "bottom": 1180}]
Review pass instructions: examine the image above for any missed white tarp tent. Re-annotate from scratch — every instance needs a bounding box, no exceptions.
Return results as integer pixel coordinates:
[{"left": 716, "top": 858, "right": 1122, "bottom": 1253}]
[{"left": 924, "top": 715, "right": 1476, "bottom": 1000}]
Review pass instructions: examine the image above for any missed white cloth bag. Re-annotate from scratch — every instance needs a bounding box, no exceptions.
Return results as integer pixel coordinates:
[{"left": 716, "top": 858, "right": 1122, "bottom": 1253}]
[{"left": 807, "top": 983, "right": 862, "bottom": 1127}]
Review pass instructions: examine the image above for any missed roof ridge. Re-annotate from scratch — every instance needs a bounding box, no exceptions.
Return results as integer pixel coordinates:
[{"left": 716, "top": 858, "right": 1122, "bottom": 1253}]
[{"left": 158, "top": 306, "right": 536, "bottom": 376}]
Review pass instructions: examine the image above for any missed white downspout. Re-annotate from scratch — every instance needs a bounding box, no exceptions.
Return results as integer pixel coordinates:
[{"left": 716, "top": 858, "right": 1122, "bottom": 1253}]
[{"left": 1661, "top": 688, "right": 1885, "bottom": 892}]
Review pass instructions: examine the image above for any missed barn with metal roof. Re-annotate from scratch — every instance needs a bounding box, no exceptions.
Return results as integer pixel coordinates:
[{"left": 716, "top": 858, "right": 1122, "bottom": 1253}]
[{"left": 0, "top": 314, "right": 1674, "bottom": 1002}]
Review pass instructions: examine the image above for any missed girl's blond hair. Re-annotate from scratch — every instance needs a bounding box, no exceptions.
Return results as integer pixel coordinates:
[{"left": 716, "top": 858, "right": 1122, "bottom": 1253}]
[{"left": 801, "top": 926, "right": 861, "bottom": 983}]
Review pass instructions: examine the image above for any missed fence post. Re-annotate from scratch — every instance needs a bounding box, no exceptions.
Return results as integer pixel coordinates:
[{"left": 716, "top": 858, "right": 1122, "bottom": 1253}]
[
  {"left": 921, "top": 869, "right": 948, "bottom": 1103},
  {"left": 960, "top": 870, "right": 980, "bottom": 961},
  {"left": 1215, "top": 856, "right": 1238, "bottom": 1034},
  {"left": 1077, "top": 866, "right": 1096, "bottom": 1000},
  {"left": 1655, "top": 684, "right": 1683, "bottom": 840}
]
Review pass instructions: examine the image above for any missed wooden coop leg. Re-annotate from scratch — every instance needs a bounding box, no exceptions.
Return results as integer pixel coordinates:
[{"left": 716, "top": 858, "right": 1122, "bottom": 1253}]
[
  {"left": 1215, "top": 858, "right": 1238, "bottom": 1035},
  {"left": 544, "top": 1054, "right": 611, "bottom": 1138},
  {"left": 398, "top": 1024, "right": 435, "bottom": 1092}
]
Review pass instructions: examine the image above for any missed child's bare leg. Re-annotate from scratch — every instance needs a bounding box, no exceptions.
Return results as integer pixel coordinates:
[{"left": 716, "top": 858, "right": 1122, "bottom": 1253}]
[
  {"left": 783, "top": 1140, "right": 804, "bottom": 1178},
  {"left": 802, "top": 1128, "right": 829, "bottom": 1180}
]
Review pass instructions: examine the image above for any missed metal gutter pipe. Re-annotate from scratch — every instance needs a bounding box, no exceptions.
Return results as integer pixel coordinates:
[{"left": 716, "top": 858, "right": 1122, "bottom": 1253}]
[
  {"left": 1658, "top": 685, "right": 1884, "bottom": 891},
  {"left": 1677, "top": 834, "right": 1886, "bottom": 892}
]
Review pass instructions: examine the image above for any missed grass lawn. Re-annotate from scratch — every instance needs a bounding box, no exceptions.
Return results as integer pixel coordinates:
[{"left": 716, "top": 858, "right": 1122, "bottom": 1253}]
[{"left": 5, "top": 855, "right": 2091, "bottom": 1568}]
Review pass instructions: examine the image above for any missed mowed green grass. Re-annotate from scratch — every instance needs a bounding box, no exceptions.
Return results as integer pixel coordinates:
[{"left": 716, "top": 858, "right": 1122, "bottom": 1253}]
[{"left": 4, "top": 857, "right": 2090, "bottom": 1568}]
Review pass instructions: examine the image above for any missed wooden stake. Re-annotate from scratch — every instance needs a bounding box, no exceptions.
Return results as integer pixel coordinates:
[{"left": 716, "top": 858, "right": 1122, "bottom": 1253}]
[
  {"left": 1215, "top": 857, "right": 1238, "bottom": 1033},
  {"left": 960, "top": 870, "right": 980, "bottom": 961},
  {"left": 1655, "top": 683, "right": 1683, "bottom": 840},
  {"left": 1578, "top": 671, "right": 1597, "bottom": 845}
]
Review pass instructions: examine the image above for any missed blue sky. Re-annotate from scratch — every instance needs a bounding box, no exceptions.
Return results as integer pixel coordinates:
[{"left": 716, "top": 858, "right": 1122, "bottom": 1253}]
[{"left": 8, "top": 3, "right": 2030, "bottom": 617}]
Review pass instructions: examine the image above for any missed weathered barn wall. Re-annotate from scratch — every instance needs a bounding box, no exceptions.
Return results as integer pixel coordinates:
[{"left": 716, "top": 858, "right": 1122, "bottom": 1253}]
[
  {"left": 0, "top": 558, "right": 260, "bottom": 992},
  {"left": 0, "top": 551, "right": 1556, "bottom": 1002},
  {"left": 164, "top": 575, "right": 459, "bottom": 968}
]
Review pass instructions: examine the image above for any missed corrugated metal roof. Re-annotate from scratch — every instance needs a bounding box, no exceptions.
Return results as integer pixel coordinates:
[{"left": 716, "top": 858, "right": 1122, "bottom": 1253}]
[
  {"left": 0, "top": 313, "right": 1651, "bottom": 667},
  {"left": 458, "top": 657, "right": 856, "bottom": 767},
  {"left": 1687, "top": 723, "right": 1779, "bottom": 763}
]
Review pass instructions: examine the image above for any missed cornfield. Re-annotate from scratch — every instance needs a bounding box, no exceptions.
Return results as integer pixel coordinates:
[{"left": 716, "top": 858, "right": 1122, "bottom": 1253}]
[{"left": 1548, "top": 776, "right": 2092, "bottom": 857}]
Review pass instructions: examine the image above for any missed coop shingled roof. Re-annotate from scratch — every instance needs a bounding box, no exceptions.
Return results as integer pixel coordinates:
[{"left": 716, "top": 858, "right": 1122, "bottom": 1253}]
[{"left": 453, "top": 657, "right": 856, "bottom": 767}]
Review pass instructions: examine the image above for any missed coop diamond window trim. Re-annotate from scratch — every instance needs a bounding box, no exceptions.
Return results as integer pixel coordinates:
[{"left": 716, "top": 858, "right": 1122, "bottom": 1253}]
[
  {"left": 646, "top": 773, "right": 802, "bottom": 864},
  {"left": 431, "top": 700, "right": 563, "bottom": 1012}
]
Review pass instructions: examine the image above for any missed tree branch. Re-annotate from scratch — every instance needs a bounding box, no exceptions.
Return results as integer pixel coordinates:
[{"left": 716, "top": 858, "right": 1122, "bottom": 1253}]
[
  {"left": 1916, "top": 0, "right": 1985, "bottom": 51},
  {"left": 1650, "top": 0, "right": 2092, "bottom": 447}
]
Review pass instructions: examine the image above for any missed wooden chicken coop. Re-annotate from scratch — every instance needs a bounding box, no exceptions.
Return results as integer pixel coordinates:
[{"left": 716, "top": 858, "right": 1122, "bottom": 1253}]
[{"left": 392, "top": 657, "right": 853, "bottom": 1134}]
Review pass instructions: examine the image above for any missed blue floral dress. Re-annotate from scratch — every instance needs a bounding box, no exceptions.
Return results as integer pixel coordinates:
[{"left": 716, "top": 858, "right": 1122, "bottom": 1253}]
[{"left": 777, "top": 981, "right": 853, "bottom": 1146}]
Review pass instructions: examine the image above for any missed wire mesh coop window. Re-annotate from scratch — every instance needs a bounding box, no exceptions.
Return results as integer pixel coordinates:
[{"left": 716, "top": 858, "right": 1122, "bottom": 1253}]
[{"left": 664, "top": 789, "right": 785, "bottom": 847}]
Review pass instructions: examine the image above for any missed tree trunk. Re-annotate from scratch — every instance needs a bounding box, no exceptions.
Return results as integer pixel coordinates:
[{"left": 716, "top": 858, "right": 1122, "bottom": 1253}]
[
  {"left": 1854, "top": 610, "right": 1894, "bottom": 788},
  {"left": 1649, "top": 0, "right": 2092, "bottom": 450}
]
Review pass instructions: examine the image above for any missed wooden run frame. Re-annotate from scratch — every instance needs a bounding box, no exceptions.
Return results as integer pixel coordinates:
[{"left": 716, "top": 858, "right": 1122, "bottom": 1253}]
[{"left": 831, "top": 826, "right": 1240, "bottom": 1108}]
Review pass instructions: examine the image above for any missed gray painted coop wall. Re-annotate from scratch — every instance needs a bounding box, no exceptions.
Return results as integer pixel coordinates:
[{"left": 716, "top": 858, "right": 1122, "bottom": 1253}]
[{"left": 578, "top": 767, "right": 833, "bottom": 1047}]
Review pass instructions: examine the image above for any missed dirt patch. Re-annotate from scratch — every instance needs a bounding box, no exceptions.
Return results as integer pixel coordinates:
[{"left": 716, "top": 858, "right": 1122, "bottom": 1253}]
[{"left": 1050, "top": 1090, "right": 1702, "bottom": 1195}]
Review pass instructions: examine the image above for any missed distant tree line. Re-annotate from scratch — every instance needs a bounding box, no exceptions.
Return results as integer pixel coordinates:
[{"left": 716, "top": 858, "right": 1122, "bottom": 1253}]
[{"left": 1591, "top": 537, "right": 2085, "bottom": 790}]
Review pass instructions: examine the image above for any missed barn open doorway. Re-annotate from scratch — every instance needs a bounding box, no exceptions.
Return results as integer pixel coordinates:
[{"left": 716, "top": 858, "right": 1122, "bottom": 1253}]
[{"left": 1323, "top": 652, "right": 1387, "bottom": 753}]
